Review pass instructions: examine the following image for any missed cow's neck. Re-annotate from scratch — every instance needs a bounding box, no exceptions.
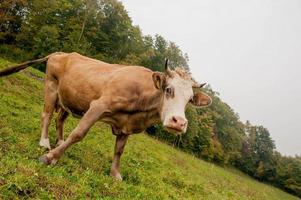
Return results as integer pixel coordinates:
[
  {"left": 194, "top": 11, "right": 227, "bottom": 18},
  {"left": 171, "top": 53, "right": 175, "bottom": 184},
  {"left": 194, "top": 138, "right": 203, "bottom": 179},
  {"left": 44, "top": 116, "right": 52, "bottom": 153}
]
[
  {"left": 146, "top": 90, "right": 164, "bottom": 127},
  {"left": 156, "top": 91, "right": 165, "bottom": 122}
]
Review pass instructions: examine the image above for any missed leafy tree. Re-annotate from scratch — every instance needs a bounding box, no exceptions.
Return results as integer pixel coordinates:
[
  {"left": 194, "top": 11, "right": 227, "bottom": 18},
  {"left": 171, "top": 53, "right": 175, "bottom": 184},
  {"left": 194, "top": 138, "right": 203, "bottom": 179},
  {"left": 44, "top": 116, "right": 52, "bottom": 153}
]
[
  {"left": 166, "top": 42, "right": 189, "bottom": 71},
  {"left": 0, "top": 0, "right": 28, "bottom": 44}
]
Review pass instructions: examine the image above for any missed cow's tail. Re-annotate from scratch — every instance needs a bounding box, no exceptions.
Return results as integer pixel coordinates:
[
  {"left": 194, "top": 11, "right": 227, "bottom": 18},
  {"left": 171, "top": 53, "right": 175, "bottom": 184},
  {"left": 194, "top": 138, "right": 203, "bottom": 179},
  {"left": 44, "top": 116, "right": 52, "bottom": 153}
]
[{"left": 0, "top": 52, "right": 64, "bottom": 77}]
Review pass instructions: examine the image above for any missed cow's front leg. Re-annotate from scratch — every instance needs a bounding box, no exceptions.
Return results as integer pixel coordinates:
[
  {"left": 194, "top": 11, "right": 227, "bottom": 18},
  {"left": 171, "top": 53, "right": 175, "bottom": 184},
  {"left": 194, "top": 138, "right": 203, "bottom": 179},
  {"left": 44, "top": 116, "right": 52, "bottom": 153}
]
[
  {"left": 110, "top": 134, "right": 129, "bottom": 181},
  {"left": 39, "top": 101, "right": 106, "bottom": 165}
]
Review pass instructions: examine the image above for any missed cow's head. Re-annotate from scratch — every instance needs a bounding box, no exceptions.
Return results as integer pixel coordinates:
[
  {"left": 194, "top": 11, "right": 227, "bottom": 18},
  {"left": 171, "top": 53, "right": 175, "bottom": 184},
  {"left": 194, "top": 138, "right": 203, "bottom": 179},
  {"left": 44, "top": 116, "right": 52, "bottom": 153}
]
[{"left": 152, "top": 60, "right": 212, "bottom": 134}]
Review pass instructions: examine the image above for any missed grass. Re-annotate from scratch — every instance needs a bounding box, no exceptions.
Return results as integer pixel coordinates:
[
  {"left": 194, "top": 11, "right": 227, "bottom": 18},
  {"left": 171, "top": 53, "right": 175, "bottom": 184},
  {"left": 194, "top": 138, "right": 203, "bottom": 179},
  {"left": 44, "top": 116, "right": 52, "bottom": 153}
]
[{"left": 0, "top": 58, "right": 299, "bottom": 200}]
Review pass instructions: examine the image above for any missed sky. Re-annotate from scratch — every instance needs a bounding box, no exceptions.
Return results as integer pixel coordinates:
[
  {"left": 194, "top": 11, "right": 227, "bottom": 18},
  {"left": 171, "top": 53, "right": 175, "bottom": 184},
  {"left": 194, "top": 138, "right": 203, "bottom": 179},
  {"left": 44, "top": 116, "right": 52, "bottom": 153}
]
[{"left": 121, "top": 0, "right": 301, "bottom": 156}]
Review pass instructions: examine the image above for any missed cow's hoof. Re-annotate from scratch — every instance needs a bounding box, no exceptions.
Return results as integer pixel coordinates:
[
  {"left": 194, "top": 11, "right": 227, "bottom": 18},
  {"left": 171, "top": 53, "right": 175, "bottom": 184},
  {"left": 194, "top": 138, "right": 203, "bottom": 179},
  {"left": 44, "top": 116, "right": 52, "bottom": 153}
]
[
  {"left": 56, "top": 139, "right": 64, "bottom": 146},
  {"left": 39, "top": 154, "right": 57, "bottom": 165},
  {"left": 110, "top": 172, "right": 123, "bottom": 181},
  {"left": 39, "top": 154, "right": 51, "bottom": 165},
  {"left": 39, "top": 138, "right": 51, "bottom": 150}
]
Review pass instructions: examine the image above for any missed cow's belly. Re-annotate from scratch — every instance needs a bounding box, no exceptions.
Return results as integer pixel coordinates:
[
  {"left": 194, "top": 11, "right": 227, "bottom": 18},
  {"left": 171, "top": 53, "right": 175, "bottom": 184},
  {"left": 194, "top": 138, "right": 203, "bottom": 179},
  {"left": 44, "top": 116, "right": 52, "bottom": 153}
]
[
  {"left": 102, "top": 110, "right": 160, "bottom": 134},
  {"left": 57, "top": 84, "right": 159, "bottom": 132}
]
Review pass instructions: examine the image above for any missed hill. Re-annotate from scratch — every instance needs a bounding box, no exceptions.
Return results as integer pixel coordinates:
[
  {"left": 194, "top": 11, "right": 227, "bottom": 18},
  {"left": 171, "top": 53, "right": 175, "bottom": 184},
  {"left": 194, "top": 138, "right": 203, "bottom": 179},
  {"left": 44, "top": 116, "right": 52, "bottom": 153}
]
[{"left": 0, "top": 58, "right": 299, "bottom": 199}]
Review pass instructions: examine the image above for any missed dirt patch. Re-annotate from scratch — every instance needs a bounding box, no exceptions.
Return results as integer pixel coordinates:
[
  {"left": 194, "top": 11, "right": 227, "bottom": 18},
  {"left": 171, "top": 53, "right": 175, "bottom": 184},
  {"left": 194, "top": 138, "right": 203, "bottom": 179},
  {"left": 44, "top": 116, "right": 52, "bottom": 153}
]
[
  {"left": 23, "top": 71, "right": 44, "bottom": 82},
  {"left": 0, "top": 178, "right": 6, "bottom": 186}
]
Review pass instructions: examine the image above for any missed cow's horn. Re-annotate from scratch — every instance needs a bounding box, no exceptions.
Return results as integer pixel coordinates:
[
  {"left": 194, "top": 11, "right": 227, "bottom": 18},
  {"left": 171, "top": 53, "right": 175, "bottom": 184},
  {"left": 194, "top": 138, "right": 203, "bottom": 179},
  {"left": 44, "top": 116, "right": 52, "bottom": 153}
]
[
  {"left": 193, "top": 83, "right": 206, "bottom": 88},
  {"left": 200, "top": 83, "right": 206, "bottom": 88},
  {"left": 165, "top": 59, "right": 169, "bottom": 70},
  {"left": 164, "top": 58, "right": 173, "bottom": 77}
]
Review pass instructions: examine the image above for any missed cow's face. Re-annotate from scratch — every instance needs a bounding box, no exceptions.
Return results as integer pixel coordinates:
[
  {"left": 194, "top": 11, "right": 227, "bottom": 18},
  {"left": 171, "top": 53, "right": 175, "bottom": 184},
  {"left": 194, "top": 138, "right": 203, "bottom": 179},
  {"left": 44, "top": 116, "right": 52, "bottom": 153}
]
[{"left": 152, "top": 68, "right": 212, "bottom": 134}]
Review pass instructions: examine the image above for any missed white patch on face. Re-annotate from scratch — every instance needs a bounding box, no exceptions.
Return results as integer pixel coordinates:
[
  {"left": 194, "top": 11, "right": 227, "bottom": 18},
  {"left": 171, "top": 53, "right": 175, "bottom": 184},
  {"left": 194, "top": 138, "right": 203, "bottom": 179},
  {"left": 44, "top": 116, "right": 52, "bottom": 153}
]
[{"left": 161, "top": 74, "right": 193, "bottom": 132}]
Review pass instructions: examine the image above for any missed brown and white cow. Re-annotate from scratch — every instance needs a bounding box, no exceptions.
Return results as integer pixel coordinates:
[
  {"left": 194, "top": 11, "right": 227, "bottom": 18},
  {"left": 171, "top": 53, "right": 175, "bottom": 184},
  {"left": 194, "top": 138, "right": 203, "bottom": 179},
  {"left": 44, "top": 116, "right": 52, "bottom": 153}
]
[{"left": 0, "top": 52, "right": 212, "bottom": 180}]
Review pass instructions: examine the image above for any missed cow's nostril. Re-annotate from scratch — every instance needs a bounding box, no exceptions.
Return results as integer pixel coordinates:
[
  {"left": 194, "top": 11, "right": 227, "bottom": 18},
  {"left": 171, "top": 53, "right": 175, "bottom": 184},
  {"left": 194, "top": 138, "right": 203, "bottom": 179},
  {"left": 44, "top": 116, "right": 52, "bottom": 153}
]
[
  {"left": 172, "top": 116, "right": 178, "bottom": 123},
  {"left": 180, "top": 121, "right": 186, "bottom": 127}
]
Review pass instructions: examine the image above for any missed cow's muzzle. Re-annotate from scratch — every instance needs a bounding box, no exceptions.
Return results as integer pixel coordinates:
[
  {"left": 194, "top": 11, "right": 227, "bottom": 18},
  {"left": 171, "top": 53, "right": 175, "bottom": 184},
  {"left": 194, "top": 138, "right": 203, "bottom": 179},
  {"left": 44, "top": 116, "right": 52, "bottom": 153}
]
[{"left": 164, "top": 116, "right": 187, "bottom": 134}]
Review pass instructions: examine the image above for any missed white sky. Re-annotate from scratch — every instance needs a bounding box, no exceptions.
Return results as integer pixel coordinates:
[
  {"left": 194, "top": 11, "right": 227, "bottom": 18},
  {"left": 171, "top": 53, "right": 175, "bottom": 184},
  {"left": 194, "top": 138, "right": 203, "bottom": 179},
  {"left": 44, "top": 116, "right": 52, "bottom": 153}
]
[{"left": 121, "top": 0, "right": 301, "bottom": 156}]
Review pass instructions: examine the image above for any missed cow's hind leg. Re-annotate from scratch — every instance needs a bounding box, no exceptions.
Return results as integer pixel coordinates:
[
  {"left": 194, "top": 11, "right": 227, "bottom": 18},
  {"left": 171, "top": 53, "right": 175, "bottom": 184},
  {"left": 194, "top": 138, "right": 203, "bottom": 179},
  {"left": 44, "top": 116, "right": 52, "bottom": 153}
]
[
  {"left": 39, "top": 78, "right": 58, "bottom": 149},
  {"left": 55, "top": 107, "right": 69, "bottom": 146}
]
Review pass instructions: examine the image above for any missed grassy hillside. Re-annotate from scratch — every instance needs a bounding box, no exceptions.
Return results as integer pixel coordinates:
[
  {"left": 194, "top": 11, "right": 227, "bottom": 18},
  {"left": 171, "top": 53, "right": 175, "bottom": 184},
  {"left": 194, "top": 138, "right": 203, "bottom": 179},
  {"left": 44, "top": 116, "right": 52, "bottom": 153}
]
[{"left": 0, "top": 58, "right": 299, "bottom": 200}]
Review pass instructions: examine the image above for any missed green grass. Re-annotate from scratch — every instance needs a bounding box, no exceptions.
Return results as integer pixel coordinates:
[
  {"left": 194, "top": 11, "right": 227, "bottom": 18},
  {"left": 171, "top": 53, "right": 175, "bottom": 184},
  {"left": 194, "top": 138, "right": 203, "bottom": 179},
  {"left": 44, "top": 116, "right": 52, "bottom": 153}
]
[{"left": 0, "top": 58, "right": 299, "bottom": 200}]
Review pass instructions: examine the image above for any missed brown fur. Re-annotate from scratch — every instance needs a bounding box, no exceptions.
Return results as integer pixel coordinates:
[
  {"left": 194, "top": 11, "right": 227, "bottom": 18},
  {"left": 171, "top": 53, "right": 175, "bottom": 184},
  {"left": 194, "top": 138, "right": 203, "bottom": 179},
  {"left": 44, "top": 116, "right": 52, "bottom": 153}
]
[
  {"left": 26, "top": 52, "right": 165, "bottom": 180},
  {"left": 1, "top": 52, "right": 211, "bottom": 180}
]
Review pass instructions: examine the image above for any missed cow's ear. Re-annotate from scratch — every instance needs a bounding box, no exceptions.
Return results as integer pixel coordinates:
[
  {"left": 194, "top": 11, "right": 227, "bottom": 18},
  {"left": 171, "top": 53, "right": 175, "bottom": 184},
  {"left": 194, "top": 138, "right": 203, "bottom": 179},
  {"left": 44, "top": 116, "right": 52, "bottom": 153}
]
[
  {"left": 152, "top": 72, "right": 166, "bottom": 90},
  {"left": 190, "top": 92, "right": 212, "bottom": 107}
]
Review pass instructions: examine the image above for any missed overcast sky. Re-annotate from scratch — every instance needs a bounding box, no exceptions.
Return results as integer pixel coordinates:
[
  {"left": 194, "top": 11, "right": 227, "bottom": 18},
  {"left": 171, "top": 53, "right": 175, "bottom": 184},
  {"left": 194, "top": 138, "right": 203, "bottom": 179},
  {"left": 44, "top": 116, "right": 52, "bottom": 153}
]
[{"left": 121, "top": 0, "right": 301, "bottom": 156}]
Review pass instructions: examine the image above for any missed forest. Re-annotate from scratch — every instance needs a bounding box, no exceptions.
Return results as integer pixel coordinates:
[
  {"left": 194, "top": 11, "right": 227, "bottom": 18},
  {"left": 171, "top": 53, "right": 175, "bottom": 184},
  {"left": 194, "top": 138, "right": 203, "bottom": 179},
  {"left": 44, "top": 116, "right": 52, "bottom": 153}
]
[{"left": 0, "top": 0, "right": 300, "bottom": 198}]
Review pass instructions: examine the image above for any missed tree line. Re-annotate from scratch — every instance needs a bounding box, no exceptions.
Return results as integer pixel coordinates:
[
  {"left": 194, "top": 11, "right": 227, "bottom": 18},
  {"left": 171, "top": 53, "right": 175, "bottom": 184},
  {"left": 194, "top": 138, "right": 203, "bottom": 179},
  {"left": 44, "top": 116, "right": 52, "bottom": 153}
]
[{"left": 0, "top": 0, "right": 300, "bottom": 197}]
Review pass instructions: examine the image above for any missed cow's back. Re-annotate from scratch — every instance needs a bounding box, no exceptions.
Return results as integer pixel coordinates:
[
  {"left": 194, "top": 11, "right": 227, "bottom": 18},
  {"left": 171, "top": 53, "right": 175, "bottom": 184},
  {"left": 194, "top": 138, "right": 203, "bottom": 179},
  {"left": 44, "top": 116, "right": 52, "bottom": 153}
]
[{"left": 47, "top": 52, "right": 122, "bottom": 78}]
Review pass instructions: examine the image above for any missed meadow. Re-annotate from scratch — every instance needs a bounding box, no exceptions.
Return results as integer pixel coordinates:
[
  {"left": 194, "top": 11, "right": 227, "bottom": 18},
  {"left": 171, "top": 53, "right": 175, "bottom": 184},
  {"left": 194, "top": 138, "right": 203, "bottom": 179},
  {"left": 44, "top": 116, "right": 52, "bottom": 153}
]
[{"left": 0, "top": 58, "right": 299, "bottom": 199}]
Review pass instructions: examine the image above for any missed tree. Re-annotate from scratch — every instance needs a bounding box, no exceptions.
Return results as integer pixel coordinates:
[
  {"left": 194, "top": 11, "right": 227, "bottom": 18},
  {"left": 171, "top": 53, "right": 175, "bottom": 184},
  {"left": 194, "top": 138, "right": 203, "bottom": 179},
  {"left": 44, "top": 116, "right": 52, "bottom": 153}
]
[
  {"left": 166, "top": 42, "right": 189, "bottom": 71},
  {"left": 0, "top": 0, "right": 28, "bottom": 44}
]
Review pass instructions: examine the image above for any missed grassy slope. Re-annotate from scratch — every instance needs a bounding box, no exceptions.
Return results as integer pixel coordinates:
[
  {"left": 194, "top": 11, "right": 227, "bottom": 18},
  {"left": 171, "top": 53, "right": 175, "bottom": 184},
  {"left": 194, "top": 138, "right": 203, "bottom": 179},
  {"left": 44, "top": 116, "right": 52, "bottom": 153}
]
[{"left": 0, "top": 58, "right": 299, "bottom": 200}]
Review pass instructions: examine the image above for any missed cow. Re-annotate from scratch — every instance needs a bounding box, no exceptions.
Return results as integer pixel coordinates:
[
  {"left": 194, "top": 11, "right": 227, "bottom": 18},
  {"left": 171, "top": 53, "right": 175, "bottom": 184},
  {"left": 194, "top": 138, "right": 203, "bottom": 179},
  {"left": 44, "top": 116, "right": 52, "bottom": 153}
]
[{"left": 0, "top": 52, "right": 212, "bottom": 180}]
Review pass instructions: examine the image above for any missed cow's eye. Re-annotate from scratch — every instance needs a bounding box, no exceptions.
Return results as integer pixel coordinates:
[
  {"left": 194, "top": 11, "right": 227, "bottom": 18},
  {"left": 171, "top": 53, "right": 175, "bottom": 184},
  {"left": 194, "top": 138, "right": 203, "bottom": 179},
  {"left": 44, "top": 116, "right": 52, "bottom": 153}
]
[{"left": 166, "top": 87, "right": 172, "bottom": 95}]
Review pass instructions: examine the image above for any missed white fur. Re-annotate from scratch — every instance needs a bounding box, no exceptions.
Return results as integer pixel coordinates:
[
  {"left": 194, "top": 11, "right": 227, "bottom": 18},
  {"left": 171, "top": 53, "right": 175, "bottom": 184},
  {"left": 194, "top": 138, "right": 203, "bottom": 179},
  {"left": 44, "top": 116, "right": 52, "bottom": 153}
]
[
  {"left": 39, "top": 138, "right": 51, "bottom": 149},
  {"left": 161, "top": 74, "right": 193, "bottom": 132}
]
